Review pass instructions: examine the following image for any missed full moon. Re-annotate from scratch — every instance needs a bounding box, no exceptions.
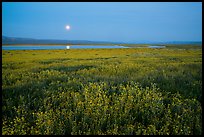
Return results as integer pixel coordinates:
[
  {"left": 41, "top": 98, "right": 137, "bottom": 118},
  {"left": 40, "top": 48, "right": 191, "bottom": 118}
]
[{"left": 65, "top": 25, "right": 70, "bottom": 30}]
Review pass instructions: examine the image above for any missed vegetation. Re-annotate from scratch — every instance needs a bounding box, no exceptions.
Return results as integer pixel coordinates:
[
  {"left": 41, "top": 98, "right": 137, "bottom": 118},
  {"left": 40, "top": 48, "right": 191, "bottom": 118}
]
[{"left": 2, "top": 45, "right": 202, "bottom": 135}]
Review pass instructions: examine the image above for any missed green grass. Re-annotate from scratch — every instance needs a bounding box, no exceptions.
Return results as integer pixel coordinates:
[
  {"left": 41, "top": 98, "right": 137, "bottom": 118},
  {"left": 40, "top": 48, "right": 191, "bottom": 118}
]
[{"left": 2, "top": 46, "right": 202, "bottom": 135}]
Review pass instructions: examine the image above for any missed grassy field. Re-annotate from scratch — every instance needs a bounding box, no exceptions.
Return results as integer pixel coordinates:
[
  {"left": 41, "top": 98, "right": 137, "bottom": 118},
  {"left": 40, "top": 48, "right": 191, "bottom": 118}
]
[{"left": 2, "top": 45, "right": 202, "bottom": 135}]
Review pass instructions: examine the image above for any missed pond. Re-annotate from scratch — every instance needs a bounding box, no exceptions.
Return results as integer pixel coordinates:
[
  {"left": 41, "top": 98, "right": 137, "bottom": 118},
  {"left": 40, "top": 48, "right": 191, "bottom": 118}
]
[{"left": 2, "top": 45, "right": 129, "bottom": 50}]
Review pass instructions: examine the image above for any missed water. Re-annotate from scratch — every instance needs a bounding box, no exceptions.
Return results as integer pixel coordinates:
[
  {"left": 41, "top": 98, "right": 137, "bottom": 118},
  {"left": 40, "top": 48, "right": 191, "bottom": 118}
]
[
  {"left": 2, "top": 45, "right": 128, "bottom": 50},
  {"left": 69, "top": 45, "right": 128, "bottom": 49},
  {"left": 2, "top": 45, "right": 166, "bottom": 50},
  {"left": 148, "top": 45, "right": 166, "bottom": 48},
  {"left": 2, "top": 45, "right": 66, "bottom": 50}
]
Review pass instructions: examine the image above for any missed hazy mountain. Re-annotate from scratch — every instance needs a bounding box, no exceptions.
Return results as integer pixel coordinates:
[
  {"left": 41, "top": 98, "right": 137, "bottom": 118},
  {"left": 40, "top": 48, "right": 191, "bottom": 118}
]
[
  {"left": 128, "top": 40, "right": 202, "bottom": 45},
  {"left": 2, "top": 36, "right": 202, "bottom": 45},
  {"left": 2, "top": 36, "right": 123, "bottom": 45},
  {"left": 153, "top": 41, "right": 202, "bottom": 45}
]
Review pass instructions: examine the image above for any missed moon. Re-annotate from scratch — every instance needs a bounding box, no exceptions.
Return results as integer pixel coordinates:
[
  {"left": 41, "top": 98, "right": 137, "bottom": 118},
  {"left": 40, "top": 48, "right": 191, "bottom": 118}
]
[{"left": 65, "top": 25, "right": 70, "bottom": 30}]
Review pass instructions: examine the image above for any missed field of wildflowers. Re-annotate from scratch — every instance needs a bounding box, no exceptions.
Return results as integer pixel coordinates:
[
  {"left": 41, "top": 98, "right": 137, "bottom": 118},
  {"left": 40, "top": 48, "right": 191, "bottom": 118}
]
[{"left": 2, "top": 46, "right": 202, "bottom": 135}]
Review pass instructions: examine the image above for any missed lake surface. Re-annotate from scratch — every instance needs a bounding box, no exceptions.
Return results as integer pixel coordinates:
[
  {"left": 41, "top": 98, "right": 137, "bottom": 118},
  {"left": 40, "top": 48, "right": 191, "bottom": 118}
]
[
  {"left": 148, "top": 45, "right": 166, "bottom": 48},
  {"left": 2, "top": 45, "right": 166, "bottom": 50},
  {"left": 2, "top": 45, "right": 128, "bottom": 50}
]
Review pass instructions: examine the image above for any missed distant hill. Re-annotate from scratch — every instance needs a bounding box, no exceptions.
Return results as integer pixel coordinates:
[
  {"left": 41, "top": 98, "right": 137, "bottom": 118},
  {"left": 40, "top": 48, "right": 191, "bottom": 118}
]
[
  {"left": 2, "top": 36, "right": 202, "bottom": 45},
  {"left": 128, "top": 40, "right": 202, "bottom": 45},
  {"left": 157, "top": 41, "right": 202, "bottom": 45},
  {"left": 2, "top": 36, "right": 121, "bottom": 45}
]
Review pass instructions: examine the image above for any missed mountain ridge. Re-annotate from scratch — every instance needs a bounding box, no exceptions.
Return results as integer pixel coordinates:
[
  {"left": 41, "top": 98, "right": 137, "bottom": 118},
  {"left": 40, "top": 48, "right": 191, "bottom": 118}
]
[
  {"left": 2, "top": 36, "right": 122, "bottom": 45},
  {"left": 2, "top": 36, "right": 202, "bottom": 45}
]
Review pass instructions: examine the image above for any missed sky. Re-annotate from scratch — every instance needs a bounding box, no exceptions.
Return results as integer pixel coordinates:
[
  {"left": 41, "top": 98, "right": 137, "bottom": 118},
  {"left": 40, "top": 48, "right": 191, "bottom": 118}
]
[{"left": 2, "top": 2, "right": 202, "bottom": 43}]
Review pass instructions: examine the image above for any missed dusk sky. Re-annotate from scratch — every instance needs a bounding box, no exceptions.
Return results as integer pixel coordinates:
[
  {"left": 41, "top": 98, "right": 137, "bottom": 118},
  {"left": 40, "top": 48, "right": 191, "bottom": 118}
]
[{"left": 2, "top": 2, "right": 202, "bottom": 43}]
